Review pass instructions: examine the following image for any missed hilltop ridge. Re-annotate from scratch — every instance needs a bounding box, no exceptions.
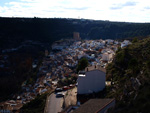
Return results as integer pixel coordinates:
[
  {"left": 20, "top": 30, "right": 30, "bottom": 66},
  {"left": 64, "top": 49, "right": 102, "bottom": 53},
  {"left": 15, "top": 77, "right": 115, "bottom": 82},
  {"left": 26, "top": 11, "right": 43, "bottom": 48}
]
[{"left": 0, "top": 17, "right": 150, "bottom": 50}]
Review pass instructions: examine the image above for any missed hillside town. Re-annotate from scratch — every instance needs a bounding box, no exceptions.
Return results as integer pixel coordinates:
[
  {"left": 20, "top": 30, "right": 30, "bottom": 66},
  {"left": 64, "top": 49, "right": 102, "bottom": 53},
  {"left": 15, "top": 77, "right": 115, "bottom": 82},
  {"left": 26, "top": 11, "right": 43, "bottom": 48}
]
[{"left": 0, "top": 33, "right": 132, "bottom": 113}]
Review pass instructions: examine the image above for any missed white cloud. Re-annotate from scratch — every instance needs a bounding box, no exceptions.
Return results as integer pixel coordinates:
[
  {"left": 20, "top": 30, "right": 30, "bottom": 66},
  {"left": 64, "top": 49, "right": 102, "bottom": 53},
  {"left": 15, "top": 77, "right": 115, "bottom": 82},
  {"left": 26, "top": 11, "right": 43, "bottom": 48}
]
[{"left": 0, "top": 0, "right": 150, "bottom": 22}]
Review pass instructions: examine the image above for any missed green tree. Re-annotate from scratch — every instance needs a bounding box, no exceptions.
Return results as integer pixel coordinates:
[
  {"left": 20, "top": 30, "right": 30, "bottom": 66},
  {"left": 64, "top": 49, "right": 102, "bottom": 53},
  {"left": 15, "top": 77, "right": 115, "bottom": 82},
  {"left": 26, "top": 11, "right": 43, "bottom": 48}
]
[
  {"left": 128, "top": 58, "right": 138, "bottom": 75},
  {"left": 77, "top": 58, "right": 89, "bottom": 73},
  {"left": 116, "top": 51, "right": 125, "bottom": 65},
  {"left": 146, "top": 60, "right": 150, "bottom": 69},
  {"left": 132, "top": 37, "right": 138, "bottom": 43}
]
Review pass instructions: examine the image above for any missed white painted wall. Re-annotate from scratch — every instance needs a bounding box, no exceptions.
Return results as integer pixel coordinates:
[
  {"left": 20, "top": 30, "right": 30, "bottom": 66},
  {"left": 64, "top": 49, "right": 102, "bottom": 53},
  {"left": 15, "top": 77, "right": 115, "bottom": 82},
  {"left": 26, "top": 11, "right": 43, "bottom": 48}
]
[
  {"left": 121, "top": 40, "right": 131, "bottom": 48},
  {"left": 77, "top": 70, "right": 105, "bottom": 94},
  {"left": 102, "top": 53, "right": 113, "bottom": 61},
  {"left": 106, "top": 39, "right": 114, "bottom": 44}
]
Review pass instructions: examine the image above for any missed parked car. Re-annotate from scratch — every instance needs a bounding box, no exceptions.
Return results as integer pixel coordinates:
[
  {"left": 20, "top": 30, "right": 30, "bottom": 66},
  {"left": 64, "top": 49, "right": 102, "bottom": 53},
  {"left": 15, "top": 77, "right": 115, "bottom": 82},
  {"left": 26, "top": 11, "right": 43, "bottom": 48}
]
[
  {"left": 55, "top": 88, "right": 63, "bottom": 93},
  {"left": 69, "top": 84, "right": 74, "bottom": 88},
  {"left": 56, "top": 92, "right": 64, "bottom": 97},
  {"left": 63, "top": 86, "right": 69, "bottom": 91}
]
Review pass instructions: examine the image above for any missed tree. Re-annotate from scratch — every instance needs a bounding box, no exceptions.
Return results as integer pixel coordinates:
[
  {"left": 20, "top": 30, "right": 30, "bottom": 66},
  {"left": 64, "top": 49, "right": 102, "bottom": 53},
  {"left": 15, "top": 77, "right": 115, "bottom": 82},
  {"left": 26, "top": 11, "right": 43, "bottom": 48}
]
[
  {"left": 76, "top": 58, "right": 89, "bottom": 73},
  {"left": 132, "top": 37, "right": 138, "bottom": 43},
  {"left": 128, "top": 58, "right": 138, "bottom": 75}
]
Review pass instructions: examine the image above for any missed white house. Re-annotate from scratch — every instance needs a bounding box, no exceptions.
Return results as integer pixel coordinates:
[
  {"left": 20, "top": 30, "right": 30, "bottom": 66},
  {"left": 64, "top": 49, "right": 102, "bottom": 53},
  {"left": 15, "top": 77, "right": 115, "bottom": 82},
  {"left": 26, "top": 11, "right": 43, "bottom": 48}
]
[
  {"left": 101, "top": 40, "right": 106, "bottom": 46},
  {"left": 114, "top": 41, "right": 119, "bottom": 45},
  {"left": 77, "top": 65, "right": 106, "bottom": 94},
  {"left": 121, "top": 40, "right": 131, "bottom": 48},
  {"left": 101, "top": 48, "right": 115, "bottom": 61},
  {"left": 52, "top": 45, "right": 64, "bottom": 50},
  {"left": 102, "top": 52, "right": 113, "bottom": 61},
  {"left": 106, "top": 39, "right": 114, "bottom": 44}
]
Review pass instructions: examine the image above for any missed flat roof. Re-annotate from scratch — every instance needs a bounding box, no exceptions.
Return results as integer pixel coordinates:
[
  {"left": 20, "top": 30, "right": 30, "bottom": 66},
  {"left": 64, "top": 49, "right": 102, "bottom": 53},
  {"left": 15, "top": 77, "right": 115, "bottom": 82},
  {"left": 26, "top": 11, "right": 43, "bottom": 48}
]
[
  {"left": 85, "top": 65, "right": 106, "bottom": 73},
  {"left": 79, "top": 74, "right": 86, "bottom": 77}
]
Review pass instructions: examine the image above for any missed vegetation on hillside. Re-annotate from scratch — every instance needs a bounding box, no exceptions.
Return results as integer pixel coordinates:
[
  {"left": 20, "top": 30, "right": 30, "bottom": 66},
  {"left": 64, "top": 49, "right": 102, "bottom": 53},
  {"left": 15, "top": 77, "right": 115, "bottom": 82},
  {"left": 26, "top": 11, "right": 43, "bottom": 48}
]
[
  {"left": 106, "top": 37, "right": 150, "bottom": 113},
  {"left": 21, "top": 91, "right": 53, "bottom": 113},
  {"left": 0, "top": 17, "right": 150, "bottom": 50},
  {"left": 1, "top": 17, "right": 150, "bottom": 111},
  {"left": 0, "top": 47, "right": 44, "bottom": 101}
]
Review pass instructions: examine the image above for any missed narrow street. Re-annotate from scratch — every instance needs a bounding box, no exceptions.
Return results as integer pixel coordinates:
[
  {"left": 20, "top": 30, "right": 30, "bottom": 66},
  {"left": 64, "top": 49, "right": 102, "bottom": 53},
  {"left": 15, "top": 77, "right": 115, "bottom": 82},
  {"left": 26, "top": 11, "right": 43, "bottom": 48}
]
[{"left": 46, "top": 93, "right": 63, "bottom": 113}]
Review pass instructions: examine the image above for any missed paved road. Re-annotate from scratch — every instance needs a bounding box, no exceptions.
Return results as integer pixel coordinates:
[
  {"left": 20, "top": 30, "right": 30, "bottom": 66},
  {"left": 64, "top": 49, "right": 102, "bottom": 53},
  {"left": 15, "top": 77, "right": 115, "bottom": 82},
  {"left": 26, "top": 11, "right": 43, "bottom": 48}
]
[{"left": 46, "top": 93, "right": 63, "bottom": 113}]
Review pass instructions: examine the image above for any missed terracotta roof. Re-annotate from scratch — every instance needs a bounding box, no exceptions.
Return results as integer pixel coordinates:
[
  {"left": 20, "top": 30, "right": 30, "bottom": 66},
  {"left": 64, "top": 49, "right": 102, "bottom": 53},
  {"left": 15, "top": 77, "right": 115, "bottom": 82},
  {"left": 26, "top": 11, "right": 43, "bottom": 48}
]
[
  {"left": 72, "top": 99, "right": 115, "bottom": 113},
  {"left": 12, "top": 103, "right": 23, "bottom": 110}
]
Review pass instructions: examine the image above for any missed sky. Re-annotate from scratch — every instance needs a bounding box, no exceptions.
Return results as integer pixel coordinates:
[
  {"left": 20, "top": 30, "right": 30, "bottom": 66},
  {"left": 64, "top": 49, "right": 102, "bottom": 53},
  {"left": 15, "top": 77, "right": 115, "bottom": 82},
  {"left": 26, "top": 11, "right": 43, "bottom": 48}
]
[{"left": 0, "top": 0, "right": 150, "bottom": 23}]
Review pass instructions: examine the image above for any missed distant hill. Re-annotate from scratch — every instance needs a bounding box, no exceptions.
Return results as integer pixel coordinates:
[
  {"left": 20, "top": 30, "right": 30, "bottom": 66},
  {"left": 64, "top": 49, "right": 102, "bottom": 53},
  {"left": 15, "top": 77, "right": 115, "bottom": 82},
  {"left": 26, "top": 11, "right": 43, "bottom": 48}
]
[
  {"left": 0, "top": 17, "right": 150, "bottom": 50},
  {"left": 106, "top": 38, "right": 150, "bottom": 113}
]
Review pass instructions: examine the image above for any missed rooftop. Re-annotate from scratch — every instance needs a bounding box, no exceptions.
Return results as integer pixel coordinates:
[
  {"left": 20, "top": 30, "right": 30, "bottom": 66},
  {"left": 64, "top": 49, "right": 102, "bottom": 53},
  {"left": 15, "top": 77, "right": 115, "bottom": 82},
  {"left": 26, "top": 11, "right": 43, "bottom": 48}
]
[
  {"left": 72, "top": 99, "right": 115, "bottom": 113},
  {"left": 78, "top": 74, "right": 86, "bottom": 77},
  {"left": 85, "top": 65, "right": 106, "bottom": 73}
]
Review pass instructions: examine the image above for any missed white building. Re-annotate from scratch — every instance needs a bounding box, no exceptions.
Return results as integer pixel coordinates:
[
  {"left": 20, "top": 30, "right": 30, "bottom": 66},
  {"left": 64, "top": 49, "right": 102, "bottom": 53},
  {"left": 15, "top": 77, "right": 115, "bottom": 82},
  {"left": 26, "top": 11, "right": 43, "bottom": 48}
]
[
  {"left": 106, "top": 39, "right": 114, "bottom": 44},
  {"left": 121, "top": 40, "right": 131, "bottom": 48},
  {"left": 114, "top": 40, "right": 119, "bottom": 45},
  {"left": 52, "top": 45, "right": 64, "bottom": 50},
  {"left": 102, "top": 52, "right": 113, "bottom": 61},
  {"left": 77, "top": 65, "right": 106, "bottom": 94}
]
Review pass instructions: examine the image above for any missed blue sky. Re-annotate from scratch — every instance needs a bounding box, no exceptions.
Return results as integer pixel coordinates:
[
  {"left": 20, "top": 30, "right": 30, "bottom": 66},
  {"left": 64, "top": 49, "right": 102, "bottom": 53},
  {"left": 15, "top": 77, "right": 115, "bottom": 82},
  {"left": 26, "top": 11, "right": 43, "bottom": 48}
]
[{"left": 0, "top": 0, "right": 150, "bottom": 23}]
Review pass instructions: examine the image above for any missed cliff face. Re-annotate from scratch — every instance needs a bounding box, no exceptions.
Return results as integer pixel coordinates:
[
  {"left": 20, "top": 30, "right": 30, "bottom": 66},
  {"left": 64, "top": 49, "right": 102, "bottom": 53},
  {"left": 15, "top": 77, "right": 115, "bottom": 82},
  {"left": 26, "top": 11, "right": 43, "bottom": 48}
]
[{"left": 106, "top": 38, "right": 150, "bottom": 113}]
